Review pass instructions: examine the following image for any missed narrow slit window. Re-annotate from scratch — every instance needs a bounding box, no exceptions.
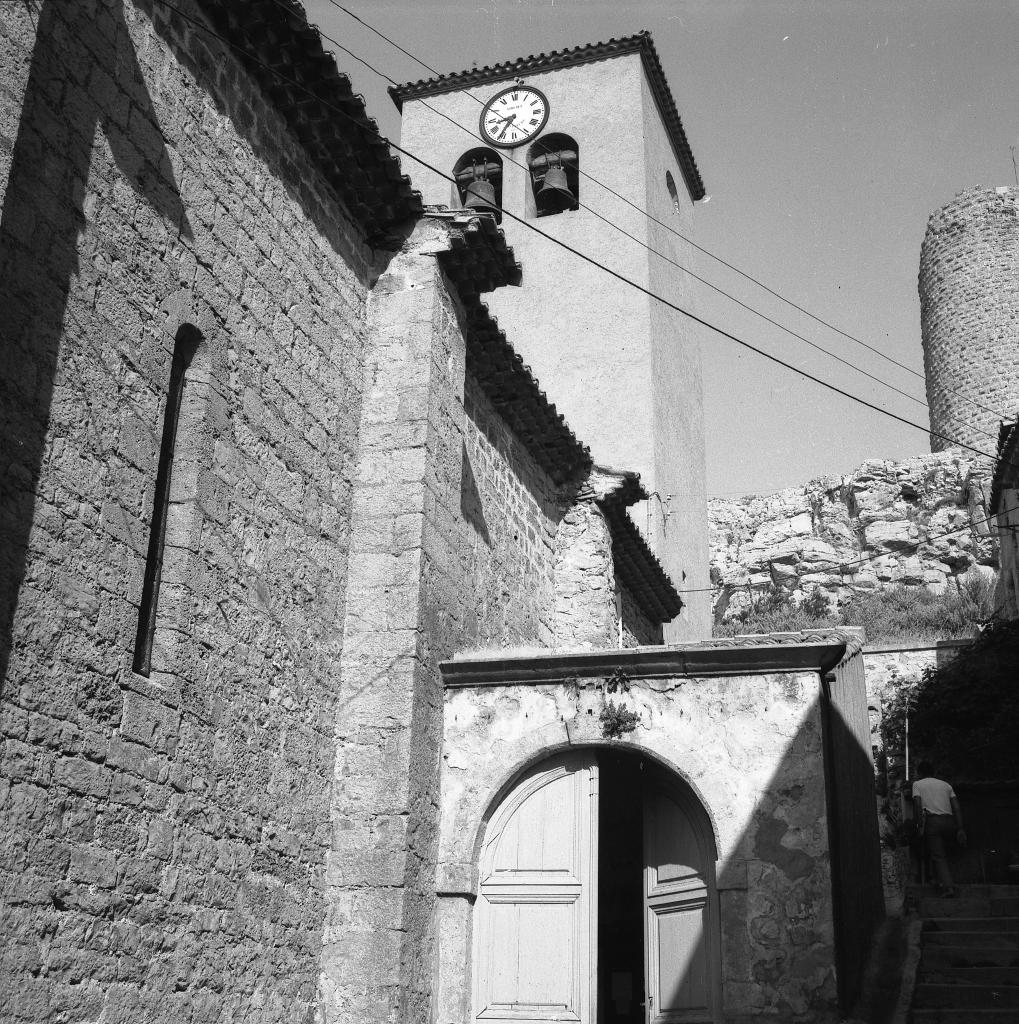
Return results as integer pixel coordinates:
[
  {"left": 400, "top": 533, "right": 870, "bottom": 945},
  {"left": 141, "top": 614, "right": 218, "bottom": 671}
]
[{"left": 133, "top": 324, "right": 202, "bottom": 677}]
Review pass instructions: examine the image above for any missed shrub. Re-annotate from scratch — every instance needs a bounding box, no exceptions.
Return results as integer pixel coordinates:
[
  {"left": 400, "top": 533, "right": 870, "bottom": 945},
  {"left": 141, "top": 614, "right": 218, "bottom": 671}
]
[{"left": 715, "top": 580, "right": 992, "bottom": 644}]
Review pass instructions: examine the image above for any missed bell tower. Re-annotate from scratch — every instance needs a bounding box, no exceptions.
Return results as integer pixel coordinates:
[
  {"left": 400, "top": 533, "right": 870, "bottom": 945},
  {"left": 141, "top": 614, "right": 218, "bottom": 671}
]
[{"left": 390, "top": 33, "right": 710, "bottom": 640}]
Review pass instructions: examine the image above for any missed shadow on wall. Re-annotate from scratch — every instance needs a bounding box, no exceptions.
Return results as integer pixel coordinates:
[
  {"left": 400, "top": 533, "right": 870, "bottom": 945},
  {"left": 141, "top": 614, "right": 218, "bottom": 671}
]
[
  {"left": 438, "top": 651, "right": 885, "bottom": 1023},
  {"left": 0, "top": 0, "right": 190, "bottom": 697}
]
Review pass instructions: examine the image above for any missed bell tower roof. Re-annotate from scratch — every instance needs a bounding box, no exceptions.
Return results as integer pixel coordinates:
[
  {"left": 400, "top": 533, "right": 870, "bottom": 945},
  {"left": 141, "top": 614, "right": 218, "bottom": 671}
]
[{"left": 389, "top": 31, "right": 705, "bottom": 200}]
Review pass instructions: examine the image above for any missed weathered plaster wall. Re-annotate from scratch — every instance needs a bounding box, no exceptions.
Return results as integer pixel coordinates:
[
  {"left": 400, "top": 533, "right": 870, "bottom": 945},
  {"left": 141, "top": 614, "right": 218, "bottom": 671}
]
[
  {"left": 640, "top": 62, "right": 710, "bottom": 639},
  {"left": 437, "top": 670, "right": 839, "bottom": 1023},
  {"left": 398, "top": 52, "right": 710, "bottom": 640},
  {"left": 1, "top": 2, "right": 374, "bottom": 1022},
  {"left": 709, "top": 450, "right": 997, "bottom": 621}
]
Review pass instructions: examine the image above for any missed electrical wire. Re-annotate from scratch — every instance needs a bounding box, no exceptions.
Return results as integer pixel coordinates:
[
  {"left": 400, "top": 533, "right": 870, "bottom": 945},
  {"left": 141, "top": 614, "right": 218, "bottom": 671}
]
[
  {"left": 149, "top": 0, "right": 1019, "bottom": 615},
  {"left": 280, "top": 1, "right": 1005, "bottom": 441},
  {"left": 155, "top": 0, "right": 1003, "bottom": 470},
  {"left": 328, "top": 0, "right": 1014, "bottom": 426}
]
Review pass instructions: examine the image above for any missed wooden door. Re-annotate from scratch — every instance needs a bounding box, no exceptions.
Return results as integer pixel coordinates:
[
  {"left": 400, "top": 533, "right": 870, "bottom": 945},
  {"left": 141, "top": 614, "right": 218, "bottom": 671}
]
[
  {"left": 473, "top": 752, "right": 599, "bottom": 1024},
  {"left": 643, "top": 789, "right": 717, "bottom": 1024}
]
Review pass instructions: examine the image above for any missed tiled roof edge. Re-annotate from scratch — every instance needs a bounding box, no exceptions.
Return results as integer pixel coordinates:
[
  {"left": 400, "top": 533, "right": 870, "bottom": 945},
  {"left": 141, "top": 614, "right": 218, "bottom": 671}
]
[
  {"left": 389, "top": 31, "right": 705, "bottom": 200},
  {"left": 460, "top": 299, "right": 591, "bottom": 486},
  {"left": 196, "top": 0, "right": 422, "bottom": 246},
  {"left": 432, "top": 210, "right": 523, "bottom": 295},
  {"left": 597, "top": 495, "right": 683, "bottom": 624}
]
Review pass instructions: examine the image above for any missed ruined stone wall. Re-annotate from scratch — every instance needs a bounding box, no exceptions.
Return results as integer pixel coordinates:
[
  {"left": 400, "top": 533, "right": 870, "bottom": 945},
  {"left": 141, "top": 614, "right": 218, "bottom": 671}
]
[
  {"left": 920, "top": 186, "right": 1019, "bottom": 452},
  {"left": 0, "top": 2, "right": 374, "bottom": 1020},
  {"left": 709, "top": 450, "right": 997, "bottom": 623}
]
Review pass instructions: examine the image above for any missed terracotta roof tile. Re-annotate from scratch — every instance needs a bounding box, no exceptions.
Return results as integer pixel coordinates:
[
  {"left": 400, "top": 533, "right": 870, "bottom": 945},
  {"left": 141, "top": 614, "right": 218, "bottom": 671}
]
[
  {"left": 196, "top": 0, "right": 422, "bottom": 246},
  {"left": 460, "top": 299, "right": 591, "bottom": 486},
  {"left": 595, "top": 474, "right": 684, "bottom": 624}
]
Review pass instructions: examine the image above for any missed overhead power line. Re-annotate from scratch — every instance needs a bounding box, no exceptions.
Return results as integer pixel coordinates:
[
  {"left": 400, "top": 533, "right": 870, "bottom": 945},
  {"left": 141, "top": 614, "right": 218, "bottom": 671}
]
[
  {"left": 282, "top": 1, "right": 1006, "bottom": 442},
  {"left": 153, "top": 0, "right": 1019, "bottom": 612},
  {"left": 328, "top": 0, "right": 1014, "bottom": 428},
  {"left": 155, "top": 0, "right": 1003, "bottom": 471}
]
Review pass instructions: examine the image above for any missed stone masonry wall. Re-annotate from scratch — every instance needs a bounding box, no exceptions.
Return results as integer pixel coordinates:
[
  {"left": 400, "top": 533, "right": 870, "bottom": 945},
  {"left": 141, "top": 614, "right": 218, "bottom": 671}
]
[
  {"left": 620, "top": 584, "right": 663, "bottom": 647},
  {"left": 322, "top": 225, "right": 578, "bottom": 1024},
  {"left": 920, "top": 186, "right": 1019, "bottom": 452},
  {"left": 0, "top": 2, "right": 375, "bottom": 1021},
  {"left": 709, "top": 450, "right": 997, "bottom": 623}
]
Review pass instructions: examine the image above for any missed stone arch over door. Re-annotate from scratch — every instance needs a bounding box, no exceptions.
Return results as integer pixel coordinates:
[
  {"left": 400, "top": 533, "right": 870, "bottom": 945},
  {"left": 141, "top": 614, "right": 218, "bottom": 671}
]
[{"left": 443, "top": 744, "right": 722, "bottom": 1024}]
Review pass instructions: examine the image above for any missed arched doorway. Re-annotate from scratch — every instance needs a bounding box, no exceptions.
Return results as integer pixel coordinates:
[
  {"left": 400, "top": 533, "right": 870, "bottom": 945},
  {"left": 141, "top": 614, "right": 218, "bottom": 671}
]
[{"left": 472, "top": 748, "right": 721, "bottom": 1024}]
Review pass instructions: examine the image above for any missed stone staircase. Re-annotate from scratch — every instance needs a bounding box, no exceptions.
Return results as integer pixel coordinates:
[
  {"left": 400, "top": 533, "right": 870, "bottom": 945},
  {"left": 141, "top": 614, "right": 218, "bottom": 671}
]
[{"left": 909, "top": 885, "right": 1019, "bottom": 1023}]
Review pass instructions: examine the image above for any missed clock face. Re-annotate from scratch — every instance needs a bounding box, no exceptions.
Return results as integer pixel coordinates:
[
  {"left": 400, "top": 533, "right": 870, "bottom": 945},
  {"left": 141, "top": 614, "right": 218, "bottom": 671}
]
[{"left": 479, "top": 86, "right": 550, "bottom": 148}]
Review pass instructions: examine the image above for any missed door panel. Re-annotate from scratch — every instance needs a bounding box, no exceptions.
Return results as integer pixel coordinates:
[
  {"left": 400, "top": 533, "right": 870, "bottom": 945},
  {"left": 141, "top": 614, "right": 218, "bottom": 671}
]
[
  {"left": 644, "top": 790, "right": 716, "bottom": 1024},
  {"left": 474, "top": 753, "right": 599, "bottom": 1024}
]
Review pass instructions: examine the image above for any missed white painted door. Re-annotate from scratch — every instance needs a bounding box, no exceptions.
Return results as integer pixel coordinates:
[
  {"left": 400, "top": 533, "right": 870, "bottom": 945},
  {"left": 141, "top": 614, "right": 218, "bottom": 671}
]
[
  {"left": 474, "top": 752, "right": 599, "bottom": 1024},
  {"left": 643, "top": 789, "right": 716, "bottom": 1024}
]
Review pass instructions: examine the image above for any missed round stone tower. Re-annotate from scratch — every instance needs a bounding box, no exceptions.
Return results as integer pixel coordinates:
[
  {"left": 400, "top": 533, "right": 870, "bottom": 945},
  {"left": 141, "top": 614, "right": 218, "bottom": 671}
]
[{"left": 919, "top": 186, "right": 1019, "bottom": 453}]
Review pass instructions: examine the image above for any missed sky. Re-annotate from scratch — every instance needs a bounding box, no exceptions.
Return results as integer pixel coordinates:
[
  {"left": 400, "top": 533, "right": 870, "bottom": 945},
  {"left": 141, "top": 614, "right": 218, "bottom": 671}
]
[{"left": 306, "top": 0, "right": 1019, "bottom": 497}]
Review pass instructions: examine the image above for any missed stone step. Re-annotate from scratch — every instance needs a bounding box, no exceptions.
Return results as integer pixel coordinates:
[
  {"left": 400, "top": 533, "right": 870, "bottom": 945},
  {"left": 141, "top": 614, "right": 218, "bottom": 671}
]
[
  {"left": 918, "top": 966, "right": 1019, "bottom": 986},
  {"left": 913, "top": 983, "right": 1019, "bottom": 1009},
  {"left": 912, "top": 1011, "right": 1019, "bottom": 1023},
  {"left": 918, "top": 898, "right": 1019, "bottom": 919},
  {"left": 923, "top": 932, "right": 1019, "bottom": 950},
  {"left": 925, "top": 918, "right": 1019, "bottom": 933},
  {"left": 909, "top": 885, "right": 1019, "bottom": 900},
  {"left": 922, "top": 946, "right": 1019, "bottom": 969}
]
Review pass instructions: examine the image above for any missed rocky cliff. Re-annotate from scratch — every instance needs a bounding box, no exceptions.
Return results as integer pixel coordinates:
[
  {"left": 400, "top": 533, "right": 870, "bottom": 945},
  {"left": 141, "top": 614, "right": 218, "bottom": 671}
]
[{"left": 709, "top": 450, "right": 997, "bottom": 623}]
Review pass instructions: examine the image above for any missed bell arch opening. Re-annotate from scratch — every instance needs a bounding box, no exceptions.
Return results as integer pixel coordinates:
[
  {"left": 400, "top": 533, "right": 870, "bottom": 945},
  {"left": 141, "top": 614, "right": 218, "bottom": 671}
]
[
  {"left": 471, "top": 746, "right": 721, "bottom": 1024},
  {"left": 453, "top": 148, "right": 503, "bottom": 221},
  {"left": 527, "top": 133, "right": 579, "bottom": 218}
]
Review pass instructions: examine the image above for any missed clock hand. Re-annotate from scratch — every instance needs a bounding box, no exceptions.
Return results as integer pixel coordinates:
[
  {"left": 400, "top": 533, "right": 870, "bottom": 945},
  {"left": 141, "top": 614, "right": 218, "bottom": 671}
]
[{"left": 497, "top": 114, "right": 516, "bottom": 139}]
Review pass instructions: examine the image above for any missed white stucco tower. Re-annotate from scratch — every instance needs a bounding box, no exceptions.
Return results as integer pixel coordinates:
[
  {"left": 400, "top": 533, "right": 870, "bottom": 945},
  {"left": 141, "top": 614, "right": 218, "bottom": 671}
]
[{"left": 391, "top": 33, "right": 710, "bottom": 639}]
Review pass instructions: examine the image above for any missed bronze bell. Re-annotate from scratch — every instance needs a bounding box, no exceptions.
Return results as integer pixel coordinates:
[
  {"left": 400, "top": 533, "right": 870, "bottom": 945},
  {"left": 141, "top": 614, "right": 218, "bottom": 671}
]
[
  {"left": 463, "top": 178, "right": 498, "bottom": 213},
  {"left": 537, "top": 164, "right": 575, "bottom": 212}
]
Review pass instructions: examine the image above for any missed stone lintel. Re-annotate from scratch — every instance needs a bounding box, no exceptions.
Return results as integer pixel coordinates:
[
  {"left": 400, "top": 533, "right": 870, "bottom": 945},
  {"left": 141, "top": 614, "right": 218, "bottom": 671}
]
[{"left": 441, "top": 631, "right": 859, "bottom": 687}]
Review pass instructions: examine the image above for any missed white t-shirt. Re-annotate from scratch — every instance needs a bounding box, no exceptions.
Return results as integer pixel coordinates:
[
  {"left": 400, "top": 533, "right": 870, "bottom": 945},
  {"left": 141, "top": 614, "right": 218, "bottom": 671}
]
[{"left": 913, "top": 777, "right": 956, "bottom": 817}]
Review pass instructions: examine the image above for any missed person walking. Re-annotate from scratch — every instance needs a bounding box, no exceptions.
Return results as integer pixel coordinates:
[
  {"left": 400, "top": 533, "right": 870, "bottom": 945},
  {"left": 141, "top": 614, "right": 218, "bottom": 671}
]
[{"left": 912, "top": 760, "right": 967, "bottom": 896}]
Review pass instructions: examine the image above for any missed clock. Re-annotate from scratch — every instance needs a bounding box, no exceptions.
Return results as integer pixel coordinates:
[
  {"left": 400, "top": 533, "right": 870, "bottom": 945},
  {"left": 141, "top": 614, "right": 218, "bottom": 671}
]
[{"left": 479, "top": 85, "right": 550, "bottom": 148}]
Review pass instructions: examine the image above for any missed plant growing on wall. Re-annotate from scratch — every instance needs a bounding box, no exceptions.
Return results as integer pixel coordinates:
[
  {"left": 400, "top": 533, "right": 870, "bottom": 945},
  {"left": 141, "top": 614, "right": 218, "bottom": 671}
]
[{"left": 600, "top": 699, "right": 640, "bottom": 738}]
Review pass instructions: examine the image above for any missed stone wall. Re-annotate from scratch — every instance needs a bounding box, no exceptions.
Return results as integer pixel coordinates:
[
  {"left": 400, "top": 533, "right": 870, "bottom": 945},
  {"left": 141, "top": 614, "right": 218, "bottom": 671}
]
[
  {"left": 709, "top": 450, "right": 997, "bottom": 623},
  {"left": 435, "top": 643, "right": 867, "bottom": 1024},
  {"left": 0, "top": 2, "right": 376, "bottom": 1021},
  {"left": 462, "top": 375, "right": 561, "bottom": 647},
  {"left": 920, "top": 186, "right": 1019, "bottom": 452}
]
